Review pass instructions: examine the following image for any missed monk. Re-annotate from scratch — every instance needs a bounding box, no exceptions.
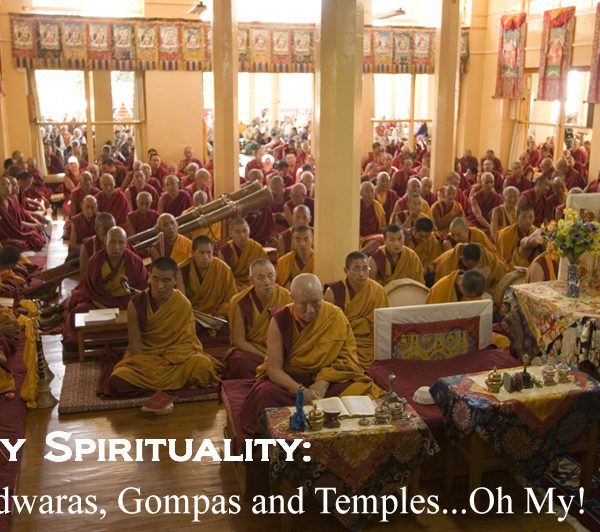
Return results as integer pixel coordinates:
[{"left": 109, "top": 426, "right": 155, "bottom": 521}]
[
  {"left": 69, "top": 171, "right": 99, "bottom": 218},
  {"left": 518, "top": 175, "right": 550, "bottom": 227},
  {"left": 392, "top": 177, "right": 432, "bottom": 216},
  {"left": 227, "top": 258, "right": 291, "bottom": 379},
  {"left": 503, "top": 161, "right": 532, "bottom": 192},
  {"left": 184, "top": 168, "right": 213, "bottom": 202},
  {"left": 391, "top": 158, "right": 415, "bottom": 196},
  {"left": 125, "top": 170, "right": 159, "bottom": 211},
  {"left": 241, "top": 273, "right": 382, "bottom": 438},
  {"left": 299, "top": 171, "right": 315, "bottom": 198},
  {"left": 420, "top": 177, "right": 437, "bottom": 206},
  {"left": 149, "top": 152, "right": 168, "bottom": 189},
  {"left": 269, "top": 175, "right": 290, "bottom": 230},
  {"left": 431, "top": 184, "right": 465, "bottom": 234},
  {"left": 157, "top": 175, "right": 192, "bottom": 217},
  {"left": 405, "top": 217, "right": 443, "bottom": 285},
  {"left": 150, "top": 213, "right": 192, "bottom": 266},
  {"left": 556, "top": 157, "right": 586, "bottom": 190},
  {"left": 63, "top": 156, "right": 81, "bottom": 209},
  {"left": 181, "top": 162, "right": 200, "bottom": 187},
  {"left": 426, "top": 269, "right": 487, "bottom": 304},
  {"left": 79, "top": 212, "right": 116, "bottom": 278},
  {"left": 101, "top": 157, "right": 128, "bottom": 189},
  {"left": 525, "top": 249, "right": 559, "bottom": 283},
  {"left": 325, "top": 251, "right": 388, "bottom": 368},
  {"left": 442, "top": 216, "right": 497, "bottom": 253},
  {"left": 268, "top": 160, "right": 295, "bottom": 187},
  {"left": 180, "top": 191, "right": 222, "bottom": 242},
  {"left": 459, "top": 149, "right": 479, "bottom": 173},
  {"left": 393, "top": 193, "right": 429, "bottom": 229},
  {"left": 545, "top": 176, "right": 567, "bottom": 221},
  {"left": 468, "top": 172, "right": 503, "bottom": 233},
  {"left": 68, "top": 195, "right": 97, "bottom": 259},
  {"left": 245, "top": 146, "right": 267, "bottom": 179},
  {"left": 179, "top": 146, "right": 203, "bottom": 172},
  {"left": 359, "top": 181, "right": 386, "bottom": 253},
  {"left": 126, "top": 191, "right": 160, "bottom": 237},
  {"left": 276, "top": 226, "right": 314, "bottom": 289},
  {"left": 490, "top": 186, "right": 519, "bottom": 242},
  {"left": 218, "top": 218, "right": 267, "bottom": 290},
  {"left": 106, "top": 257, "right": 220, "bottom": 399},
  {"left": 15, "top": 172, "right": 49, "bottom": 226},
  {"left": 497, "top": 205, "right": 542, "bottom": 268},
  {"left": 283, "top": 183, "right": 314, "bottom": 226},
  {"left": 277, "top": 204, "right": 311, "bottom": 256},
  {"left": 95, "top": 173, "right": 130, "bottom": 227},
  {"left": 369, "top": 224, "right": 425, "bottom": 285}
]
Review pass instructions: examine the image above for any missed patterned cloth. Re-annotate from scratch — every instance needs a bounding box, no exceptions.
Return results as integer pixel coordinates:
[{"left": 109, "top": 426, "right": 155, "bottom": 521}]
[
  {"left": 501, "top": 281, "right": 600, "bottom": 361},
  {"left": 430, "top": 367, "right": 600, "bottom": 486},
  {"left": 262, "top": 405, "right": 439, "bottom": 528}
]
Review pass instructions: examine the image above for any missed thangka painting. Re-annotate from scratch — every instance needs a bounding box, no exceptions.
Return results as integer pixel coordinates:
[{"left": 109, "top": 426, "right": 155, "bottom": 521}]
[
  {"left": 494, "top": 12, "right": 526, "bottom": 99},
  {"left": 538, "top": 7, "right": 576, "bottom": 101},
  {"left": 588, "top": 3, "right": 600, "bottom": 103}
]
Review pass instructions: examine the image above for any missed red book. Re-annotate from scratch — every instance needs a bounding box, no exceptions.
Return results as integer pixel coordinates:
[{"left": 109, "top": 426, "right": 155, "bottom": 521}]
[{"left": 141, "top": 391, "right": 176, "bottom": 413}]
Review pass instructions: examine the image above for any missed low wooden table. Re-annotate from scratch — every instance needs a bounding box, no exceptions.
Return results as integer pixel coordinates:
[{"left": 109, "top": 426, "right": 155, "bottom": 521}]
[{"left": 74, "top": 310, "right": 128, "bottom": 362}]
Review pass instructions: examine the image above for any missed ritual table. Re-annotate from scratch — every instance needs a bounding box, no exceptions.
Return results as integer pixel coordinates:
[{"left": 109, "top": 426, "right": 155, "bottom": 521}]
[
  {"left": 74, "top": 309, "right": 128, "bottom": 361},
  {"left": 262, "top": 405, "right": 439, "bottom": 530},
  {"left": 501, "top": 281, "right": 600, "bottom": 362},
  {"left": 430, "top": 365, "right": 600, "bottom": 493}
]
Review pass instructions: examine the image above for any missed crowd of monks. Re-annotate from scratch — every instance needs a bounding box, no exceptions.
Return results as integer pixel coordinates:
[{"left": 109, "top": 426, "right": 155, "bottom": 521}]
[{"left": 0, "top": 133, "right": 596, "bottom": 422}]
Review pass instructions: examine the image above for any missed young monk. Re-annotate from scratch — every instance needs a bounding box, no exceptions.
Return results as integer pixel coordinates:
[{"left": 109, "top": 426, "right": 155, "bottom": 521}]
[
  {"left": 431, "top": 184, "right": 464, "bottom": 234},
  {"left": 277, "top": 204, "right": 311, "bottom": 256},
  {"left": 468, "top": 172, "right": 503, "bottom": 234},
  {"left": 158, "top": 175, "right": 192, "bottom": 217},
  {"left": 150, "top": 213, "right": 192, "bottom": 266},
  {"left": 497, "top": 205, "right": 543, "bottom": 268},
  {"left": 275, "top": 226, "right": 314, "bottom": 289},
  {"left": 405, "top": 217, "right": 443, "bottom": 286}
]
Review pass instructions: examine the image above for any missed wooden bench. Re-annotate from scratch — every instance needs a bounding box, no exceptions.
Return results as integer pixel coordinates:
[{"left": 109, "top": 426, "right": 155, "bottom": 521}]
[{"left": 74, "top": 309, "right": 128, "bottom": 362}]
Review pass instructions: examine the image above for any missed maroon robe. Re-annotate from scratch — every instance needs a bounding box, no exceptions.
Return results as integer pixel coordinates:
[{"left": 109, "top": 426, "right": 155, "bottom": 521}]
[
  {"left": 468, "top": 189, "right": 503, "bottom": 228},
  {"left": 127, "top": 209, "right": 159, "bottom": 235},
  {"left": 421, "top": 191, "right": 437, "bottom": 207},
  {"left": 459, "top": 155, "right": 478, "bottom": 173},
  {"left": 284, "top": 197, "right": 315, "bottom": 224},
  {"left": 391, "top": 169, "right": 413, "bottom": 197},
  {"left": 127, "top": 183, "right": 159, "bottom": 210},
  {"left": 503, "top": 173, "right": 532, "bottom": 193},
  {"left": 70, "top": 212, "right": 96, "bottom": 246},
  {"left": 360, "top": 201, "right": 381, "bottom": 237},
  {"left": 245, "top": 206, "right": 279, "bottom": 246},
  {"left": 528, "top": 149, "right": 541, "bottom": 169},
  {"left": 151, "top": 166, "right": 169, "bottom": 190},
  {"left": 279, "top": 228, "right": 293, "bottom": 255},
  {"left": 481, "top": 156, "right": 503, "bottom": 174},
  {"left": 564, "top": 168, "right": 586, "bottom": 190},
  {"left": 376, "top": 189, "right": 399, "bottom": 222},
  {"left": 184, "top": 182, "right": 213, "bottom": 203},
  {"left": 244, "top": 159, "right": 264, "bottom": 178},
  {"left": 95, "top": 189, "right": 130, "bottom": 227},
  {"left": 521, "top": 188, "right": 548, "bottom": 226},
  {"left": 159, "top": 190, "right": 192, "bottom": 217},
  {"left": 25, "top": 168, "right": 51, "bottom": 201},
  {"left": 69, "top": 186, "right": 100, "bottom": 218},
  {"left": 0, "top": 197, "right": 46, "bottom": 250}
]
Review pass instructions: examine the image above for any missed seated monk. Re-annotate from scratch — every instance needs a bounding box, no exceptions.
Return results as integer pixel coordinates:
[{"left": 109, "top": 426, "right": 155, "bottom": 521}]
[
  {"left": 227, "top": 258, "right": 291, "bottom": 379},
  {"left": 374, "top": 172, "right": 399, "bottom": 222},
  {"left": 184, "top": 168, "right": 213, "bottom": 202},
  {"left": 79, "top": 212, "right": 116, "bottom": 278},
  {"left": 181, "top": 191, "right": 222, "bottom": 242},
  {"left": 517, "top": 174, "right": 550, "bottom": 227},
  {"left": 0, "top": 175, "right": 46, "bottom": 251},
  {"left": 283, "top": 183, "right": 315, "bottom": 227},
  {"left": 179, "top": 236, "right": 236, "bottom": 346},
  {"left": 95, "top": 173, "right": 130, "bottom": 227},
  {"left": 126, "top": 191, "right": 159, "bottom": 237},
  {"left": 391, "top": 178, "right": 432, "bottom": 219},
  {"left": 420, "top": 177, "right": 437, "bottom": 206},
  {"left": 277, "top": 204, "right": 311, "bottom": 256},
  {"left": 245, "top": 204, "right": 279, "bottom": 247},
  {"left": 393, "top": 193, "right": 430, "bottom": 229},
  {"left": 324, "top": 252, "right": 388, "bottom": 369},
  {"left": 63, "top": 227, "right": 148, "bottom": 351},
  {"left": 276, "top": 226, "right": 314, "bottom": 289},
  {"left": 405, "top": 217, "right": 443, "bottom": 286},
  {"left": 150, "top": 213, "right": 192, "bottom": 266},
  {"left": 106, "top": 257, "right": 221, "bottom": 399},
  {"left": 497, "top": 205, "right": 543, "bottom": 268},
  {"left": 503, "top": 161, "right": 532, "bottom": 192},
  {"left": 0, "top": 245, "right": 29, "bottom": 301},
  {"left": 125, "top": 170, "right": 159, "bottom": 211},
  {"left": 369, "top": 224, "right": 425, "bottom": 285},
  {"left": 468, "top": 172, "right": 503, "bottom": 234},
  {"left": 179, "top": 146, "right": 203, "bottom": 173},
  {"left": 218, "top": 218, "right": 267, "bottom": 290},
  {"left": 359, "top": 181, "right": 386, "bottom": 254},
  {"left": 525, "top": 249, "right": 559, "bottom": 283},
  {"left": 68, "top": 195, "right": 97, "bottom": 260},
  {"left": 433, "top": 242, "right": 508, "bottom": 288},
  {"left": 241, "top": 273, "right": 382, "bottom": 438},
  {"left": 442, "top": 216, "right": 497, "bottom": 253},
  {"left": 490, "top": 186, "right": 518, "bottom": 243},
  {"left": 15, "top": 172, "right": 48, "bottom": 226},
  {"left": 545, "top": 176, "right": 567, "bottom": 221},
  {"left": 269, "top": 175, "right": 290, "bottom": 230},
  {"left": 431, "top": 184, "right": 465, "bottom": 235},
  {"left": 69, "top": 171, "right": 100, "bottom": 218},
  {"left": 158, "top": 175, "right": 192, "bottom": 217}
]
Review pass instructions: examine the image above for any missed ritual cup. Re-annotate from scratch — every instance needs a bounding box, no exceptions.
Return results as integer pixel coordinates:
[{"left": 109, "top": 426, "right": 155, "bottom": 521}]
[{"left": 323, "top": 410, "right": 341, "bottom": 428}]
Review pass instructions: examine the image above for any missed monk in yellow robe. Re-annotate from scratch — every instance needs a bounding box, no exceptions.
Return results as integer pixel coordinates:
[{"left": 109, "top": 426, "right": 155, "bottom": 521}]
[
  {"left": 497, "top": 205, "right": 543, "bottom": 268},
  {"left": 369, "top": 224, "right": 425, "bottom": 285},
  {"left": 442, "top": 216, "right": 497, "bottom": 254},
  {"left": 359, "top": 181, "right": 386, "bottom": 254},
  {"left": 107, "top": 257, "right": 221, "bottom": 399},
  {"left": 276, "top": 225, "right": 314, "bottom": 289},
  {"left": 227, "top": 258, "right": 291, "bottom": 379},
  {"left": 241, "top": 273, "right": 382, "bottom": 438},
  {"left": 179, "top": 235, "right": 237, "bottom": 347},
  {"left": 325, "top": 252, "right": 388, "bottom": 369},
  {"left": 426, "top": 269, "right": 511, "bottom": 350},
  {"left": 277, "top": 204, "right": 311, "bottom": 256},
  {"left": 150, "top": 213, "right": 192, "bottom": 266},
  {"left": 405, "top": 217, "right": 443, "bottom": 286},
  {"left": 218, "top": 218, "right": 267, "bottom": 290},
  {"left": 181, "top": 190, "right": 222, "bottom": 242},
  {"left": 434, "top": 242, "right": 508, "bottom": 288},
  {"left": 431, "top": 184, "right": 465, "bottom": 234}
]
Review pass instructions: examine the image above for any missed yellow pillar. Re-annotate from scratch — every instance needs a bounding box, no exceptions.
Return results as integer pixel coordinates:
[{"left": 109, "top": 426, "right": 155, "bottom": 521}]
[
  {"left": 212, "top": 0, "right": 239, "bottom": 195},
  {"left": 314, "top": 0, "right": 363, "bottom": 284},
  {"left": 361, "top": 74, "right": 374, "bottom": 157},
  {"left": 588, "top": 105, "right": 600, "bottom": 179},
  {"left": 92, "top": 71, "right": 114, "bottom": 157},
  {"left": 430, "top": 0, "right": 461, "bottom": 190}
]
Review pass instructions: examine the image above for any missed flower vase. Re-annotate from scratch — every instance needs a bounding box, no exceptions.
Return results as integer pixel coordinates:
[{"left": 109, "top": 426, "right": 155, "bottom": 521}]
[{"left": 565, "top": 263, "right": 580, "bottom": 298}]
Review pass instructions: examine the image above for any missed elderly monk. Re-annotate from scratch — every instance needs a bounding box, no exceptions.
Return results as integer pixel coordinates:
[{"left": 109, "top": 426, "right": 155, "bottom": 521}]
[
  {"left": 150, "top": 213, "right": 192, "bottom": 266},
  {"left": 433, "top": 242, "right": 508, "bottom": 288},
  {"left": 181, "top": 162, "right": 200, "bottom": 187},
  {"left": 374, "top": 172, "right": 399, "bottom": 222},
  {"left": 518, "top": 175, "right": 550, "bottom": 227},
  {"left": 283, "top": 183, "right": 314, "bottom": 226},
  {"left": 369, "top": 224, "right": 425, "bottom": 285},
  {"left": 426, "top": 269, "right": 487, "bottom": 304},
  {"left": 179, "top": 145, "right": 202, "bottom": 172},
  {"left": 539, "top": 157, "right": 555, "bottom": 181},
  {"left": 468, "top": 172, "right": 503, "bottom": 233},
  {"left": 490, "top": 186, "right": 519, "bottom": 242},
  {"left": 269, "top": 175, "right": 290, "bottom": 229},
  {"left": 393, "top": 193, "right": 428, "bottom": 229},
  {"left": 392, "top": 177, "right": 431, "bottom": 216},
  {"left": 556, "top": 157, "right": 586, "bottom": 190},
  {"left": 442, "top": 216, "right": 497, "bottom": 253},
  {"left": 0, "top": 175, "right": 46, "bottom": 251},
  {"left": 359, "top": 181, "right": 386, "bottom": 253},
  {"left": 184, "top": 168, "right": 212, "bottom": 202},
  {"left": 325, "top": 252, "right": 388, "bottom": 369},
  {"left": 300, "top": 170, "right": 315, "bottom": 198},
  {"left": 69, "top": 171, "right": 99, "bottom": 218},
  {"left": 405, "top": 217, "right": 443, "bottom": 285},
  {"left": 68, "top": 195, "right": 97, "bottom": 259},
  {"left": 503, "top": 161, "right": 532, "bottom": 192},
  {"left": 157, "top": 175, "right": 192, "bottom": 217},
  {"left": 79, "top": 212, "right": 116, "bottom": 278},
  {"left": 227, "top": 258, "right": 291, "bottom": 379},
  {"left": 15, "top": 172, "right": 48, "bottom": 228},
  {"left": 241, "top": 273, "right": 382, "bottom": 437},
  {"left": 276, "top": 226, "right": 314, "bottom": 289},
  {"left": 126, "top": 191, "right": 160, "bottom": 238},
  {"left": 95, "top": 173, "right": 130, "bottom": 227},
  {"left": 218, "top": 218, "right": 267, "bottom": 290},
  {"left": 420, "top": 176, "right": 437, "bottom": 206},
  {"left": 125, "top": 170, "right": 159, "bottom": 211},
  {"left": 106, "top": 257, "right": 220, "bottom": 398},
  {"left": 497, "top": 205, "right": 543, "bottom": 268},
  {"left": 431, "top": 184, "right": 464, "bottom": 234},
  {"left": 278, "top": 204, "right": 311, "bottom": 256}
]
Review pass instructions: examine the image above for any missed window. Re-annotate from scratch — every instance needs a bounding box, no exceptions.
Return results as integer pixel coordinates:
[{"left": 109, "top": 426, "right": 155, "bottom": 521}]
[
  {"left": 374, "top": 74, "right": 411, "bottom": 119},
  {"left": 28, "top": 0, "right": 143, "bottom": 17},
  {"left": 34, "top": 70, "right": 87, "bottom": 122},
  {"left": 112, "top": 72, "right": 135, "bottom": 122}
]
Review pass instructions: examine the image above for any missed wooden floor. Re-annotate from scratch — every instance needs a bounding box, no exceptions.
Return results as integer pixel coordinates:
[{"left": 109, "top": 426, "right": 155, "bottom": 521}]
[{"left": 10, "top": 222, "right": 577, "bottom": 531}]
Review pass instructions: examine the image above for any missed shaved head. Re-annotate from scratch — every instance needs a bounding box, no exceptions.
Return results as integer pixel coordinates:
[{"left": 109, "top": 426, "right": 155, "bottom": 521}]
[{"left": 290, "top": 273, "right": 322, "bottom": 298}]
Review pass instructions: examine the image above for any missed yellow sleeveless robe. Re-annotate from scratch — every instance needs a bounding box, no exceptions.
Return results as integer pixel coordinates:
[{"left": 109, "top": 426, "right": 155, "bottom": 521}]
[
  {"left": 184, "top": 257, "right": 237, "bottom": 317},
  {"left": 275, "top": 250, "right": 314, "bottom": 287}
]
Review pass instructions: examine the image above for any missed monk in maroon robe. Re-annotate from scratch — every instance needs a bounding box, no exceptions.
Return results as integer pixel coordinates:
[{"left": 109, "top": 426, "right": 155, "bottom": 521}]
[
  {"left": 245, "top": 146, "right": 267, "bottom": 178},
  {"left": 557, "top": 158, "right": 586, "bottom": 190},
  {"left": 518, "top": 175, "right": 551, "bottom": 227},
  {"left": 69, "top": 171, "right": 100, "bottom": 218},
  {"left": 184, "top": 168, "right": 213, "bottom": 202},
  {"left": 527, "top": 141, "right": 541, "bottom": 169},
  {"left": 374, "top": 172, "right": 399, "bottom": 222},
  {"left": 283, "top": 184, "right": 314, "bottom": 226},
  {"left": 391, "top": 158, "right": 415, "bottom": 197},
  {"left": 149, "top": 153, "right": 169, "bottom": 190},
  {"left": 468, "top": 172, "right": 503, "bottom": 233},
  {"left": 480, "top": 149, "right": 503, "bottom": 174},
  {"left": 68, "top": 195, "right": 98, "bottom": 259},
  {"left": 503, "top": 161, "right": 532, "bottom": 192},
  {"left": 269, "top": 176, "right": 290, "bottom": 231},
  {"left": 158, "top": 175, "right": 192, "bottom": 217},
  {"left": 178, "top": 146, "right": 203, "bottom": 172},
  {"left": 125, "top": 170, "right": 159, "bottom": 211},
  {"left": 459, "top": 149, "right": 479, "bottom": 173},
  {"left": 126, "top": 191, "right": 159, "bottom": 237},
  {"left": 95, "top": 174, "right": 130, "bottom": 227},
  {"left": 101, "top": 157, "right": 129, "bottom": 189},
  {"left": 246, "top": 206, "right": 279, "bottom": 247}
]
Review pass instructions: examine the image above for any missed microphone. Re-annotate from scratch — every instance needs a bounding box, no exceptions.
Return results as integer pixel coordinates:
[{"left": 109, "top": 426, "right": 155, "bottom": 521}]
[{"left": 121, "top": 277, "right": 141, "bottom": 295}]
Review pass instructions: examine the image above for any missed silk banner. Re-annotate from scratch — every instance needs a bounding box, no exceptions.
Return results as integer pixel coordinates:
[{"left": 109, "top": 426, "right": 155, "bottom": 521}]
[{"left": 494, "top": 12, "right": 527, "bottom": 99}]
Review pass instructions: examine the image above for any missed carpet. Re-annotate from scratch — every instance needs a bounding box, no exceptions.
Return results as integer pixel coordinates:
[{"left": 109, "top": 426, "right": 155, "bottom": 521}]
[{"left": 58, "top": 361, "right": 219, "bottom": 415}]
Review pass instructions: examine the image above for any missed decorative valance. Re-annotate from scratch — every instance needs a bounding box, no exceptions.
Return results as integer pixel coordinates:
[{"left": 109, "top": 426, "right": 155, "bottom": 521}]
[
  {"left": 537, "top": 7, "right": 576, "bottom": 102},
  {"left": 9, "top": 13, "right": 470, "bottom": 75},
  {"left": 494, "top": 12, "right": 527, "bottom": 99},
  {"left": 588, "top": 3, "right": 600, "bottom": 103}
]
